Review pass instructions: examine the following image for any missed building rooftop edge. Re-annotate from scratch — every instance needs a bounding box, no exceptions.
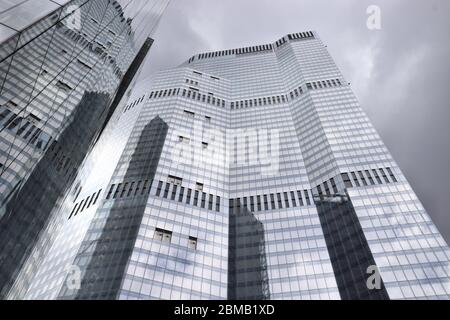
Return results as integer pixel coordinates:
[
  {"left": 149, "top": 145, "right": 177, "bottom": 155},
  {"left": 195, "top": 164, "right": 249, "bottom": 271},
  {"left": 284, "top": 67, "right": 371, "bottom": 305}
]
[{"left": 182, "top": 30, "right": 318, "bottom": 65}]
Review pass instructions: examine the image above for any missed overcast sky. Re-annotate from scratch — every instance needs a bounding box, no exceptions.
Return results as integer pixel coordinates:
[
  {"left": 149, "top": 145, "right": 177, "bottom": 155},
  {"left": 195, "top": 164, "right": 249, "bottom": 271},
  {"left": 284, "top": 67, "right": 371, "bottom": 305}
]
[{"left": 139, "top": 0, "right": 450, "bottom": 243}]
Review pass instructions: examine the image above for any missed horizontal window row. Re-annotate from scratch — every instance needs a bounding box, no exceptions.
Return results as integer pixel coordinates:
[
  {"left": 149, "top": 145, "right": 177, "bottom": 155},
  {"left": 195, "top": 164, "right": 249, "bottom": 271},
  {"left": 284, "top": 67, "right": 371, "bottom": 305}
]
[
  {"left": 229, "top": 169, "right": 394, "bottom": 214},
  {"left": 341, "top": 167, "right": 398, "bottom": 189},
  {"left": 0, "top": 103, "right": 52, "bottom": 151},
  {"left": 67, "top": 168, "right": 396, "bottom": 220},
  {"left": 231, "top": 94, "right": 287, "bottom": 109},
  {"left": 188, "top": 44, "right": 273, "bottom": 63},
  {"left": 229, "top": 189, "right": 313, "bottom": 214},
  {"left": 148, "top": 87, "right": 226, "bottom": 108},
  {"left": 306, "top": 78, "right": 343, "bottom": 90},
  {"left": 106, "top": 179, "right": 152, "bottom": 200},
  {"left": 187, "top": 31, "right": 314, "bottom": 63},
  {"left": 153, "top": 228, "right": 198, "bottom": 250},
  {"left": 68, "top": 189, "right": 102, "bottom": 219},
  {"left": 149, "top": 87, "right": 179, "bottom": 100},
  {"left": 123, "top": 94, "right": 145, "bottom": 113},
  {"left": 144, "top": 79, "right": 343, "bottom": 112},
  {"left": 182, "top": 89, "right": 226, "bottom": 108},
  {"left": 155, "top": 180, "right": 220, "bottom": 212},
  {"left": 230, "top": 78, "right": 343, "bottom": 110},
  {"left": 287, "top": 31, "right": 315, "bottom": 41}
]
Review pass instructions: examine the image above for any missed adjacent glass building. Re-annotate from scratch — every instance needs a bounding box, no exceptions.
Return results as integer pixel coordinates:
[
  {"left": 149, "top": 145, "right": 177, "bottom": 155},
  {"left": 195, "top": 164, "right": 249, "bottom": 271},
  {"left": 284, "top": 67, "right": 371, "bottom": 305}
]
[
  {"left": 5, "top": 29, "right": 450, "bottom": 300},
  {"left": 0, "top": 0, "right": 169, "bottom": 299}
]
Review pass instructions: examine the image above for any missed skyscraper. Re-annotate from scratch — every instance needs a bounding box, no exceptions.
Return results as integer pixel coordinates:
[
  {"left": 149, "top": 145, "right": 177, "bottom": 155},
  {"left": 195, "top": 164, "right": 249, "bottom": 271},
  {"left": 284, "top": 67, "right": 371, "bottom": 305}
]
[
  {"left": 0, "top": 0, "right": 170, "bottom": 299},
  {"left": 13, "top": 31, "right": 450, "bottom": 300}
]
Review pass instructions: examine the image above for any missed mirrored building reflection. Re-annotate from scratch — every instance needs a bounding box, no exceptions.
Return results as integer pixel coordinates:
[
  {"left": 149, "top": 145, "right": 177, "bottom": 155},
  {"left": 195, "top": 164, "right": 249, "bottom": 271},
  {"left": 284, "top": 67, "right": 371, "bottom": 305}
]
[
  {"left": 314, "top": 193, "right": 389, "bottom": 300},
  {"left": 228, "top": 199, "right": 270, "bottom": 300},
  {"left": 0, "top": 0, "right": 170, "bottom": 299},
  {"left": 60, "top": 116, "right": 168, "bottom": 300}
]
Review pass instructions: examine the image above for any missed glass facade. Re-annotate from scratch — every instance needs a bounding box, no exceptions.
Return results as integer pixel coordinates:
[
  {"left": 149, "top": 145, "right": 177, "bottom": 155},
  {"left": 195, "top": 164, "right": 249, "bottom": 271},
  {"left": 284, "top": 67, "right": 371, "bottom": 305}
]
[
  {"left": 0, "top": 0, "right": 169, "bottom": 299},
  {"left": 5, "top": 30, "right": 450, "bottom": 300}
]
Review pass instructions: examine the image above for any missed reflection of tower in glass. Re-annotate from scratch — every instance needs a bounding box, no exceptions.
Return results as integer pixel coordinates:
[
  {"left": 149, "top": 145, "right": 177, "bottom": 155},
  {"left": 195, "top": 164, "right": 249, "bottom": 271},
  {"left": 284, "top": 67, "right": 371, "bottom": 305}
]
[
  {"left": 314, "top": 193, "right": 389, "bottom": 300},
  {"left": 6, "top": 29, "right": 450, "bottom": 300},
  {"left": 228, "top": 199, "right": 270, "bottom": 300},
  {"left": 0, "top": 91, "right": 110, "bottom": 297},
  {"left": 59, "top": 116, "right": 168, "bottom": 299},
  {"left": 0, "top": 0, "right": 170, "bottom": 299}
]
